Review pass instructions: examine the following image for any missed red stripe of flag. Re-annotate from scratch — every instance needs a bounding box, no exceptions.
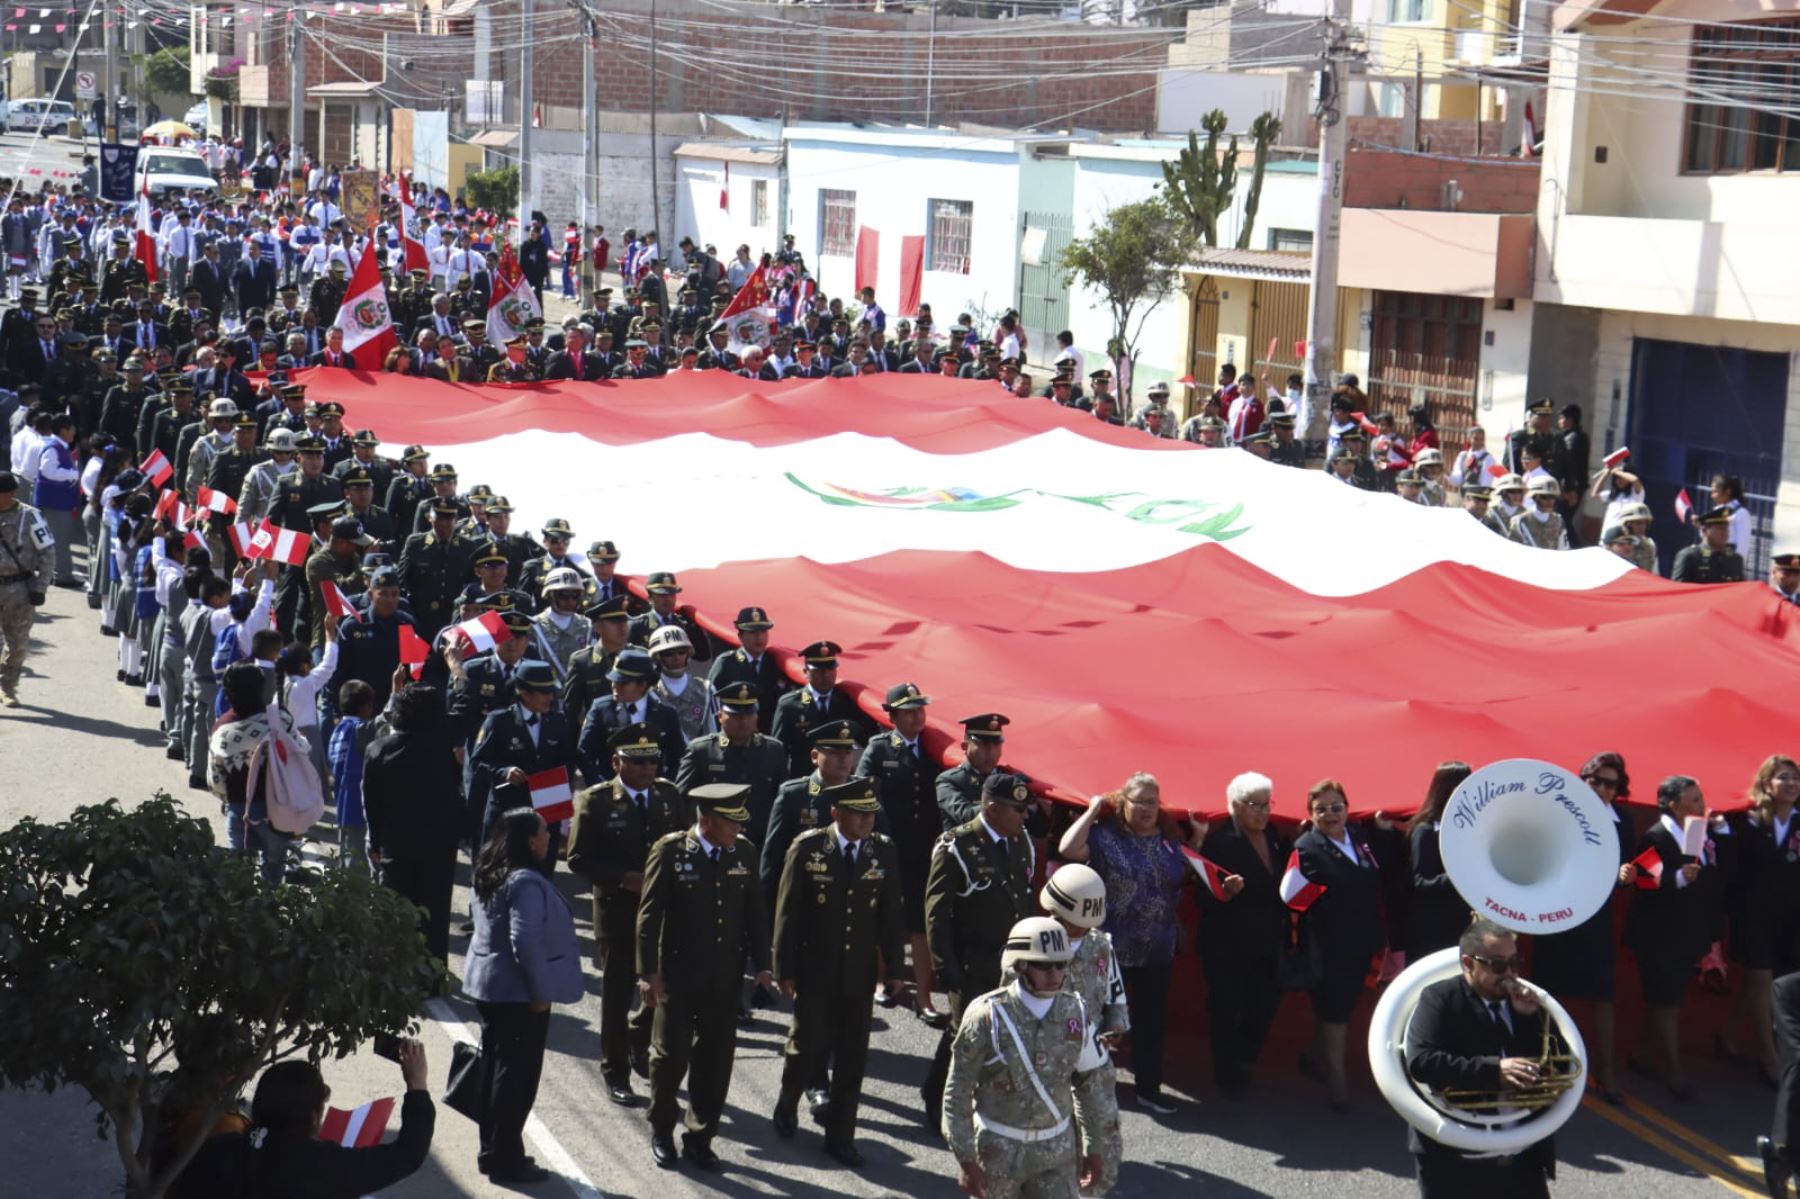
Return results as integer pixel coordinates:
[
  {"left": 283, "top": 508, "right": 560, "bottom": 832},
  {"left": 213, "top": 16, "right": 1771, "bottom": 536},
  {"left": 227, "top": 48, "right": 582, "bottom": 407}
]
[
  {"left": 528, "top": 767, "right": 574, "bottom": 823},
  {"left": 152, "top": 487, "right": 179, "bottom": 521},
  {"left": 1674, "top": 487, "right": 1693, "bottom": 523},
  {"left": 228, "top": 521, "right": 257, "bottom": 558},
  {"left": 1278, "top": 849, "right": 1327, "bottom": 912},
  {"left": 320, "top": 579, "right": 357, "bottom": 621},
  {"left": 318, "top": 1096, "right": 396, "bottom": 1148},
  {"left": 397, "top": 624, "right": 430, "bottom": 679},
  {"left": 454, "top": 610, "right": 509, "bottom": 653},
  {"left": 1603, "top": 446, "right": 1630, "bottom": 468},
  {"left": 141, "top": 449, "right": 173, "bottom": 487},
  {"left": 1180, "top": 845, "right": 1235, "bottom": 902},
  {"left": 250, "top": 519, "right": 311, "bottom": 567},
  {"left": 196, "top": 486, "right": 237, "bottom": 515}
]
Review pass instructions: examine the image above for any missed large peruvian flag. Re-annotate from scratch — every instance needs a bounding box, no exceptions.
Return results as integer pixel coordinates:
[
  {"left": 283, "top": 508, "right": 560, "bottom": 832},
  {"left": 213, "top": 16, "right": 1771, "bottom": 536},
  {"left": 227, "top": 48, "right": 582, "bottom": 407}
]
[
  {"left": 393, "top": 175, "right": 430, "bottom": 275},
  {"left": 333, "top": 243, "right": 397, "bottom": 367},
  {"left": 135, "top": 185, "right": 159, "bottom": 286},
  {"left": 257, "top": 369, "right": 1800, "bottom": 819}
]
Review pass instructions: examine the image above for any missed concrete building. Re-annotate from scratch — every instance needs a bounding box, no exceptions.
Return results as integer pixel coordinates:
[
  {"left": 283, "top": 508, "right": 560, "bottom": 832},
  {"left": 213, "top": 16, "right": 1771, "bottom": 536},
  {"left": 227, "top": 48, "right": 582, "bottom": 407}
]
[{"left": 1533, "top": 0, "right": 1798, "bottom": 574}]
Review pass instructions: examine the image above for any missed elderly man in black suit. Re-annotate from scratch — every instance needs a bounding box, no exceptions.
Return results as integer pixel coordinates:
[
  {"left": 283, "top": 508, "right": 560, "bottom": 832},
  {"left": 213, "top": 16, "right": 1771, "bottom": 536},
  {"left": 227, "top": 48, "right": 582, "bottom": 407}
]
[{"left": 1406, "top": 916, "right": 1559, "bottom": 1198}]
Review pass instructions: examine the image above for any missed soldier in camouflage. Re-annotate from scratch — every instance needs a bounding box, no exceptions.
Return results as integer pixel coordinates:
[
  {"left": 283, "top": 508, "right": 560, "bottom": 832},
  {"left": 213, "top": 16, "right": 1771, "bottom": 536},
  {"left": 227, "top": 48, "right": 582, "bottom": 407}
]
[
  {"left": 0, "top": 471, "right": 51, "bottom": 705},
  {"left": 1510, "top": 476, "right": 1568, "bottom": 550}
]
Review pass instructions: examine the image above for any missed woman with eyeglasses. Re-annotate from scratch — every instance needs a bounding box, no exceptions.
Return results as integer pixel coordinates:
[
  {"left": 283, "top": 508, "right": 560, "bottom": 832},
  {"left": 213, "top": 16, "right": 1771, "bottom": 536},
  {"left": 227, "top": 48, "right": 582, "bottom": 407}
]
[
  {"left": 1291, "top": 779, "right": 1401, "bottom": 1111},
  {"left": 1059, "top": 770, "right": 1200, "bottom": 1116},
  {"left": 1403, "top": 761, "right": 1475, "bottom": 965},
  {"left": 1196, "top": 771, "right": 1289, "bottom": 1097},
  {"left": 1531, "top": 751, "right": 1638, "bottom": 1102},
  {"left": 1624, "top": 773, "right": 1725, "bottom": 1100},
  {"left": 1719, "top": 755, "right": 1800, "bottom": 1087}
]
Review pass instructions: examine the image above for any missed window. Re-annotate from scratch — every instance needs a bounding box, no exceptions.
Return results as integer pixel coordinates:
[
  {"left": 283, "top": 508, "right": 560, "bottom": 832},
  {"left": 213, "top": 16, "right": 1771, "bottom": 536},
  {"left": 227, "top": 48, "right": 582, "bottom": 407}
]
[
  {"left": 926, "top": 198, "right": 973, "bottom": 274},
  {"left": 820, "top": 189, "right": 857, "bottom": 256},
  {"left": 1683, "top": 20, "right": 1800, "bottom": 174},
  {"left": 1387, "top": 0, "right": 1425, "bottom": 22},
  {"left": 1371, "top": 291, "right": 1482, "bottom": 361},
  {"left": 1376, "top": 82, "right": 1406, "bottom": 118},
  {"left": 1267, "top": 227, "right": 1313, "bottom": 252},
  {"left": 751, "top": 179, "right": 769, "bottom": 229}
]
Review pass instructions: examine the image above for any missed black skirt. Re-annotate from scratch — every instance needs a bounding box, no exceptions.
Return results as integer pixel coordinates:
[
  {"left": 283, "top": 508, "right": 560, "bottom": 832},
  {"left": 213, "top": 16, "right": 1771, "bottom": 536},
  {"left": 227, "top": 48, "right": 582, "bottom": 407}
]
[{"left": 1531, "top": 897, "right": 1618, "bottom": 1003}]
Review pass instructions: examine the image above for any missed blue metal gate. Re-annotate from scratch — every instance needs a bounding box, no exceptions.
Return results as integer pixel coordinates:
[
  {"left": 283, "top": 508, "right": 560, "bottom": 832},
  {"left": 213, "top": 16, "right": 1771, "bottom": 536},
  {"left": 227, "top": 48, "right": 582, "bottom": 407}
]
[{"left": 1626, "top": 337, "right": 1787, "bottom": 579}]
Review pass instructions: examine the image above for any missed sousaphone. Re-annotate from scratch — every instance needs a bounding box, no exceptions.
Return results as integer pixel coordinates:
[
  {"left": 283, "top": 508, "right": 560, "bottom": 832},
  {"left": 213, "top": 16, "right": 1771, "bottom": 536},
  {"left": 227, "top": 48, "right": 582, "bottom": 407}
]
[{"left": 1367, "top": 758, "right": 1617, "bottom": 1153}]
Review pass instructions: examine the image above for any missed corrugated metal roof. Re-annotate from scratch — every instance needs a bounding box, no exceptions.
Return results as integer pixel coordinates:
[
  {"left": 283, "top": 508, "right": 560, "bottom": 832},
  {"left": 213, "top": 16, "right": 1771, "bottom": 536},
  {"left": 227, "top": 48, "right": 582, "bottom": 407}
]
[
  {"left": 1190, "top": 246, "right": 1312, "bottom": 281},
  {"left": 672, "top": 142, "right": 782, "bottom": 166}
]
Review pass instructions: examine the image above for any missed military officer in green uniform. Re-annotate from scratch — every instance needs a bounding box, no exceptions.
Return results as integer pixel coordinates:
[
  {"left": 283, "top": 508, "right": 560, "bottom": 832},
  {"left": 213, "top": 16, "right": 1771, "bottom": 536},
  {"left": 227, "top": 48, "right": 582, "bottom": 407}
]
[
  {"left": 1505, "top": 397, "right": 1557, "bottom": 475},
  {"left": 1673, "top": 506, "right": 1747, "bottom": 583},
  {"left": 675, "top": 681, "right": 789, "bottom": 847},
  {"left": 629, "top": 570, "right": 714, "bottom": 660},
  {"left": 760, "top": 720, "right": 861, "bottom": 905},
  {"left": 707, "top": 605, "right": 792, "bottom": 732},
  {"left": 771, "top": 777, "right": 907, "bottom": 1167},
  {"left": 517, "top": 516, "right": 590, "bottom": 599},
  {"left": 561, "top": 593, "right": 632, "bottom": 726},
  {"left": 771, "top": 639, "right": 872, "bottom": 778},
  {"left": 308, "top": 259, "right": 349, "bottom": 326},
  {"left": 944, "top": 918, "right": 1112, "bottom": 1199},
  {"left": 567, "top": 722, "right": 691, "bottom": 1107},
  {"left": 1462, "top": 484, "right": 1509, "bottom": 538},
  {"left": 397, "top": 497, "right": 464, "bottom": 638},
  {"left": 921, "top": 771, "right": 1039, "bottom": 1131},
  {"left": 637, "top": 783, "right": 774, "bottom": 1172},
  {"left": 409, "top": 462, "right": 467, "bottom": 534},
  {"left": 858, "top": 681, "right": 951, "bottom": 1027},
  {"left": 938, "top": 712, "right": 1014, "bottom": 828}
]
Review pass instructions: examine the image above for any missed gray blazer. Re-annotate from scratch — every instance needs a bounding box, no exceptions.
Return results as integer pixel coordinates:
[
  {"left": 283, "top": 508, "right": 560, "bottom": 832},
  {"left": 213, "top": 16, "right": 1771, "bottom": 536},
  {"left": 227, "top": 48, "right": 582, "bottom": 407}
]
[{"left": 461, "top": 868, "right": 584, "bottom": 1005}]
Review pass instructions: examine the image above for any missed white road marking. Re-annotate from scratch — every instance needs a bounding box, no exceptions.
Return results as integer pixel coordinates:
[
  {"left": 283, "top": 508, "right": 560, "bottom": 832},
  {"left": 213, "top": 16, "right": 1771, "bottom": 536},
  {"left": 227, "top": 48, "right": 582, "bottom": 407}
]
[{"left": 425, "top": 996, "right": 608, "bottom": 1199}]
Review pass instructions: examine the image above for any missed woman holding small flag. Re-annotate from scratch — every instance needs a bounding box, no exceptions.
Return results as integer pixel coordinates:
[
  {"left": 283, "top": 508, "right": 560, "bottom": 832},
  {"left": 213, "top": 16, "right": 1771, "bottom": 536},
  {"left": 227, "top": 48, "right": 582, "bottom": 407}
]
[
  {"left": 1058, "top": 772, "right": 1199, "bottom": 1116},
  {"left": 1719, "top": 755, "right": 1800, "bottom": 1089},
  {"left": 1531, "top": 751, "right": 1639, "bottom": 1103},
  {"left": 462, "top": 804, "right": 583, "bottom": 1184},
  {"left": 1287, "top": 779, "right": 1401, "bottom": 1112},
  {"left": 1195, "top": 771, "right": 1289, "bottom": 1098}
]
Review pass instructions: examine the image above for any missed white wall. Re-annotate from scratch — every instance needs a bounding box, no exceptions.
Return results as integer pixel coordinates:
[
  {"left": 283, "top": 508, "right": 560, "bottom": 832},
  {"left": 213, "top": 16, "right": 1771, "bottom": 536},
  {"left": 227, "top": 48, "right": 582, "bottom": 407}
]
[
  {"left": 674, "top": 156, "right": 780, "bottom": 260},
  {"left": 784, "top": 131, "right": 1025, "bottom": 321},
  {"left": 1476, "top": 298, "right": 1533, "bottom": 438},
  {"left": 411, "top": 111, "right": 450, "bottom": 191},
  {"left": 1156, "top": 69, "right": 1292, "bottom": 138}
]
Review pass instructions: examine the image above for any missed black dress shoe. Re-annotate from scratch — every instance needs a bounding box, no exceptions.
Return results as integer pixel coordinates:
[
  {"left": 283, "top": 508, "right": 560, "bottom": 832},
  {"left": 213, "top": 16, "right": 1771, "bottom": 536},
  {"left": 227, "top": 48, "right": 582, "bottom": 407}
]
[
  {"left": 916, "top": 1005, "right": 950, "bottom": 1030},
  {"left": 489, "top": 1161, "right": 551, "bottom": 1184},
  {"left": 752, "top": 983, "right": 776, "bottom": 1009},
  {"left": 682, "top": 1135, "right": 721, "bottom": 1171},
  {"left": 823, "top": 1141, "right": 864, "bottom": 1168},
  {"left": 736, "top": 1004, "right": 755, "bottom": 1027},
  {"left": 876, "top": 988, "right": 899, "bottom": 1008},
  {"left": 1760, "top": 1136, "right": 1792, "bottom": 1199},
  {"left": 606, "top": 1079, "right": 637, "bottom": 1106},
  {"left": 165, "top": 743, "right": 184, "bottom": 760},
  {"left": 772, "top": 1104, "right": 798, "bottom": 1139},
  {"left": 650, "top": 1132, "right": 678, "bottom": 1169}
]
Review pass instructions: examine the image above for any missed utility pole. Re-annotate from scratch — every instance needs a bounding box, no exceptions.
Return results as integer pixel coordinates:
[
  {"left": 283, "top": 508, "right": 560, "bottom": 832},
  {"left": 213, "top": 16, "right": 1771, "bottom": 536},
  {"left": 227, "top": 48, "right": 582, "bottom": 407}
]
[
  {"left": 924, "top": 0, "right": 936, "bottom": 127},
  {"left": 581, "top": 4, "right": 599, "bottom": 232},
  {"left": 649, "top": 0, "right": 660, "bottom": 239},
  {"left": 102, "top": 0, "right": 117, "bottom": 141},
  {"left": 518, "top": 0, "right": 534, "bottom": 234},
  {"left": 1301, "top": 0, "right": 1350, "bottom": 446},
  {"left": 288, "top": 12, "right": 305, "bottom": 192}
]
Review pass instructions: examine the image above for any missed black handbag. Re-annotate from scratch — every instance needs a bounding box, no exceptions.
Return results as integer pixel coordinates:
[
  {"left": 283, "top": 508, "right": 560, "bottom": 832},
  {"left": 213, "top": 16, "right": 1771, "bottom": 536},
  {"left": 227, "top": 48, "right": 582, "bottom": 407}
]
[
  {"left": 444, "top": 1038, "right": 485, "bottom": 1121},
  {"left": 1277, "top": 911, "right": 1324, "bottom": 993}
]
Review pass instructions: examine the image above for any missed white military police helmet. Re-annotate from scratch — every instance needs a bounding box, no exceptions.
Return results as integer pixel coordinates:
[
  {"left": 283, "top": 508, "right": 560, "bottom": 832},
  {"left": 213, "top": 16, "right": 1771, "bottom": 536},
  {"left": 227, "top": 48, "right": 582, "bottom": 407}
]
[
  {"left": 542, "top": 566, "right": 585, "bottom": 596},
  {"left": 646, "top": 624, "right": 692, "bottom": 656},
  {"left": 1001, "top": 916, "right": 1073, "bottom": 974},
  {"left": 1040, "top": 863, "right": 1106, "bottom": 930}
]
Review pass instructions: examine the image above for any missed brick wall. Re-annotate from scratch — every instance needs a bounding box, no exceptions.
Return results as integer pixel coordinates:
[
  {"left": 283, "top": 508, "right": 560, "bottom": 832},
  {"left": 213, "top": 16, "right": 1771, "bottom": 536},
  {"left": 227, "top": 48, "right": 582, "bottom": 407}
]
[
  {"left": 1345, "top": 147, "right": 1540, "bottom": 214},
  {"left": 520, "top": 0, "right": 1167, "bottom": 133}
]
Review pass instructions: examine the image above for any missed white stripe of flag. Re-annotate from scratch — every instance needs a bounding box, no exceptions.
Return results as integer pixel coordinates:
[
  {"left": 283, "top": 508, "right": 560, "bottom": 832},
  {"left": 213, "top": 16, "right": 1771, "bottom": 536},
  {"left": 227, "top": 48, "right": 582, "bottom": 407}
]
[
  {"left": 229, "top": 521, "right": 257, "bottom": 558},
  {"left": 1278, "top": 849, "right": 1327, "bottom": 912},
  {"left": 455, "top": 610, "right": 509, "bottom": 653},
  {"left": 528, "top": 767, "right": 574, "bottom": 823},
  {"left": 141, "top": 448, "right": 173, "bottom": 486},
  {"left": 319, "top": 1096, "right": 396, "bottom": 1148},
  {"left": 196, "top": 485, "right": 237, "bottom": 515}
]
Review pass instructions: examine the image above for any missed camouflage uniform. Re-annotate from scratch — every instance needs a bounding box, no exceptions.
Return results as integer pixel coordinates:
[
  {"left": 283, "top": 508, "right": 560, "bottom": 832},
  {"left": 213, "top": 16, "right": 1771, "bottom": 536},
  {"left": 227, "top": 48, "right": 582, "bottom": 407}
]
[
  {"left": 0, "top": 498, "right": 51, "bottom": 702},
  {"left": 237, "top": 455, "right": 295, "bottom": 527},
  {"left": 1065, "top": 931, "right": 1129, "bottom": 1196},
  {"left": 1631, "top": 535, "right": 1659, "bottom": 576},
  {"left": 653, "top": 673, "right": 718, "bottom": 743},
  {"left": 1509, "top": 510, "right": 1567, "bottom": 550},
  {"left": 944, "top": 984, "right": 1114, "bottom": 1199},
  {"left": 530, "top": 607, "right": 592, "bottom": 681}
]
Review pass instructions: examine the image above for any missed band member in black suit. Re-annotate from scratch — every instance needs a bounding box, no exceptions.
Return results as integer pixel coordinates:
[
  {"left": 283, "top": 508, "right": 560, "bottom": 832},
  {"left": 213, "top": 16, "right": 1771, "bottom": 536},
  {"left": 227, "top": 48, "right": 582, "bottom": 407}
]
[
  {"left": 1290, "top": 778, "right": 1401, "bottom": 1110},
  {"left": 1404, "top": 761, "right": 1476, "bottom": 964},
  {"left": 1760, "top": 969, "right": 1800, "bottom": 1197},
  {"left": 1532, "top": 751, "right": 1638, "bottom": 1102},
  {"left": 1624, "top": 773, "right": 1724, "bottom": 1100},
  {"left": 1197, "top": 771, "right": 1289, "bottom": 1096},
  {"left": 1406, "top": 916, "right": 1559, "bottom": 1198}
]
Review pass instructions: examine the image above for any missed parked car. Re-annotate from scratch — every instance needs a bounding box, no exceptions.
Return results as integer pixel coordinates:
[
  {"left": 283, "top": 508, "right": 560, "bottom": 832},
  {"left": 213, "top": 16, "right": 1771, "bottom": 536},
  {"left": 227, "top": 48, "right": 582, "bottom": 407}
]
[
  {"left": 135, "top": 147, "right": 216, "bottom": 197},
  {"left": 7, "top": 98, "right": 78, "bottom": 134}
]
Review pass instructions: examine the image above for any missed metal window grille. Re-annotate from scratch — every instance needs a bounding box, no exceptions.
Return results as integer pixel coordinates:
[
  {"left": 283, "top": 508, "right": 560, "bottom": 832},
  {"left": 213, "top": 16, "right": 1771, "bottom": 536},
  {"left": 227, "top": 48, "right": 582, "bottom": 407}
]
[
  {"left": 821, "top": 189, "right": 857, "bottom": 256},
  {"left": 752, "top": 179, "right": 769, "bottom": 229},
  {"left": 927, "top": 198, "right": 972, "bottom": 275}
]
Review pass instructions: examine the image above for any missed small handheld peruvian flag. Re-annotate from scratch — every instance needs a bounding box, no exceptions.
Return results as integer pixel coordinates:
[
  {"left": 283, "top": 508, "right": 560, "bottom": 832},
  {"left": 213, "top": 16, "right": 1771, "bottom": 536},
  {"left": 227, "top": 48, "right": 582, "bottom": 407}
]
[
  {"left": 1675, "top": 487, "right": 1694, "bottom": 523},
  {"left": 1180, "top": 845, "right": 1235, "bottom": 902},
  {"left": 1603, "top": 446, "right": 1630, "bottom": 469},
  {"left": 397, "top": 624, "right": 430, "bottom": 679},
  {"left": 1278, "top": 849, "right": 1327, "bottom": 912},
  {"left": 320, "top": 579, "right": 358, "bottom": 622},
  {"left": 454, "top": 610, "right": 510, "bottom": 653},
  {"left": 196, "top": 485, "right": 237, "bottom": 516},
  {"left": 152, "top": 488, "right": 179, "bottom": 521},
  {"left": 249, "top": 519, "right": 312, "bottom": 567},
  {"left": 528, "top": 767, "right": 574, "bottom": 823},
  {"left": 1630, "top": 844, "right": 1663, "bottom": 889},
  {"left": 141, "top": 449, "right": 174, "bottom": 488},
  {"left": 318, "top": 1097, "right": 396, "bottom": 1149},
  {"left": 228, "top": 521, "right": 258, "bottom": 558}
]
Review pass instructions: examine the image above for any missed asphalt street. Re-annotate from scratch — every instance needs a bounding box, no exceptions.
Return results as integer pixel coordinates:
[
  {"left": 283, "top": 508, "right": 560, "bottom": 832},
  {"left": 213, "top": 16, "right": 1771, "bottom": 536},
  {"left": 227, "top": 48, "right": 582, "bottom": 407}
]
[{"left": 0, "top": 509, "right": 1777, "bottom": 1199}]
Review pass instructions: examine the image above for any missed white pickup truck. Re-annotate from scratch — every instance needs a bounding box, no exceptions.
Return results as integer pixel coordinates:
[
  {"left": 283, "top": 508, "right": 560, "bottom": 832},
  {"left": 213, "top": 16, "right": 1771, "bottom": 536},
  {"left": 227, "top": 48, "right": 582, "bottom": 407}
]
[{"left": 135, "top": 147, "right": 216, "bottom": 197}]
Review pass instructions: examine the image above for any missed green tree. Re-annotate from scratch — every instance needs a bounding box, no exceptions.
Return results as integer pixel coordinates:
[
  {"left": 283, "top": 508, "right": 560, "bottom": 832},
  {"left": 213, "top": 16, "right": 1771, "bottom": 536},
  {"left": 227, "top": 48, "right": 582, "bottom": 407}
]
[
  {"left": 1059, "top": 195, "right": 1197, "bottom": 401},
  {"left": 464, "top": 166, "right": 520, "bottom": 219},
  {"left": 142, "top": 46, "right": 191, "bottom": 98},
  {"left": 0, "top": 796, "right": 445, "bottom": 1199},
  {"left": 1160, "top": 108, "right": 1284, "bottom": 249}
]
